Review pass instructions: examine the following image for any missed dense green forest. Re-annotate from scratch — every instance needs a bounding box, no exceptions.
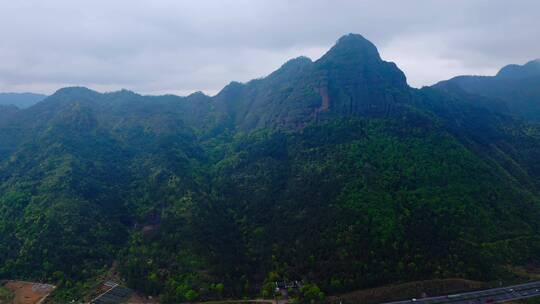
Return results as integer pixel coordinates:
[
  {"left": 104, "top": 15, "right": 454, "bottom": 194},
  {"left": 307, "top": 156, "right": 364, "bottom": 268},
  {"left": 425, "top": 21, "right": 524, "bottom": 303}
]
[{"left": 1, "top": 34, "right": 540, "bottom": 303}]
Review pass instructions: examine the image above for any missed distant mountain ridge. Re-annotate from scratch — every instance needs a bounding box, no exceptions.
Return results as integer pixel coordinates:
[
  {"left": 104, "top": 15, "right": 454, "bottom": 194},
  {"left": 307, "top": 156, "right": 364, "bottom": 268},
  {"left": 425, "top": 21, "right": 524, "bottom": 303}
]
[
  {"left": 22, "top": 34, "right": 410, "bottom": 132},
  {"left": 434, "top": 59, "right": 540, "bottom": 121},
  {"left": 0, "top": 92, "right": 47, "bottom": 108},
  {"left": 497, "top": 59, "right": 540, "bottom": 79}
]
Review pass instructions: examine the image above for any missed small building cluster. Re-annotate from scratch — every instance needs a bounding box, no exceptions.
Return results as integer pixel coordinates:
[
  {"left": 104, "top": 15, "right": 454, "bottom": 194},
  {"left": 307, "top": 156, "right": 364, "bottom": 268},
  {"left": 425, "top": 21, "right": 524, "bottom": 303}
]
[{"left": 275, "top": 280, "right": 303, "bottom": 292}]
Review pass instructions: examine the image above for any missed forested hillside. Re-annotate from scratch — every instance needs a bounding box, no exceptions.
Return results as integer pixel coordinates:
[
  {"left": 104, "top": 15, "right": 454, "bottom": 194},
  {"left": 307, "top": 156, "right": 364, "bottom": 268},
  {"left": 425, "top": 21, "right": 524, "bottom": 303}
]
[
  {"left": 434, "top": 59, "right": 540, "bottom": 121},
  {"left": 1, "top": 34, "right": 540, "bottom": 303}
]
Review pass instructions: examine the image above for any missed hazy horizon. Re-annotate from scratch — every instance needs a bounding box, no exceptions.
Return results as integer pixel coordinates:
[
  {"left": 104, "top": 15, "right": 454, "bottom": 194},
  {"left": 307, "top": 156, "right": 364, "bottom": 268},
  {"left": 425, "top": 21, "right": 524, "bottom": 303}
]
[{"left": 1, "top": 0, "right": 539, "bottom": 96}]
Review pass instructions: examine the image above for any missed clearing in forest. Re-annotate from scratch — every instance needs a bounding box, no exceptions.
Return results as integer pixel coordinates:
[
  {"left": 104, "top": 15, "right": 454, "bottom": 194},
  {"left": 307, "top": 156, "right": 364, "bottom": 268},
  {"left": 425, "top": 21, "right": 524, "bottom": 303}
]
[{"left": 2, "top": 281, "right": 55, "bottom": 304}]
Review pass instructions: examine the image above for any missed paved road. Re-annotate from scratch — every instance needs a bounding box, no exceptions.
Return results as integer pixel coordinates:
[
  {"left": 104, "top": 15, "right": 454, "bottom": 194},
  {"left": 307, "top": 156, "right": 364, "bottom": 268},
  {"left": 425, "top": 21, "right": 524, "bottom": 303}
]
[
  {"left": 383, "top": 281, "right": 540, "bottom": 304},
  {"left": 184, "top": 300, "right": 283, "bottom": 304},
  {"left": 89, "top": 281, "right": 132, "bottom": 304}
]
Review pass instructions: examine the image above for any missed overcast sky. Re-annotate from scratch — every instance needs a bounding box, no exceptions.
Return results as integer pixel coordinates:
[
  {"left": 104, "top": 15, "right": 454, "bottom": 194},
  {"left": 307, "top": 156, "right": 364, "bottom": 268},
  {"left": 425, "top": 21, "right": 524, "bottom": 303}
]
[{"left": 0, "top": 0, "right": 539, "bottom": 96}]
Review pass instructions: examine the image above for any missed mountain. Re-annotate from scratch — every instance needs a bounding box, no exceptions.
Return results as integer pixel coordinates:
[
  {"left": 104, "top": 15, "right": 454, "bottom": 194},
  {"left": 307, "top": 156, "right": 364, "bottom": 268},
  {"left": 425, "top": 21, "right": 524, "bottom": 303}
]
[
  {"left": 1, "top": 34, "right": 540, "bottom": 303},
  {"left": 214, "top": 34, "right": 410, "bottom": 130},
  {"left": 497, "top": 59, "right": 540, "bottom": 79},
  {"left": 434, "top": 59, "right": 540, "bottom": 121},
  {"left": 0, "top": 92, "right": 47, "bottom": 108}
]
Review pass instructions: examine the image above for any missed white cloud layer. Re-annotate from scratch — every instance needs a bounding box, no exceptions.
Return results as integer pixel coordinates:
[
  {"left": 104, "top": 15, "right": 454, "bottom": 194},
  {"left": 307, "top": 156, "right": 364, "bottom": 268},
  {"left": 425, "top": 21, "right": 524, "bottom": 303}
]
[{"left": 0, "top": 0, "right": 539, "bottom": 95}]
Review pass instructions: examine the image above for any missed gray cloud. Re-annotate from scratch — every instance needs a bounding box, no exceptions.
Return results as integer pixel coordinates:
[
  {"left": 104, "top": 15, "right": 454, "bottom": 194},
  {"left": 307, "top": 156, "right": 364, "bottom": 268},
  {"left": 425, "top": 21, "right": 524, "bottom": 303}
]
[{"left": 0, "top": 0, "right": 539, "bottom": 95}]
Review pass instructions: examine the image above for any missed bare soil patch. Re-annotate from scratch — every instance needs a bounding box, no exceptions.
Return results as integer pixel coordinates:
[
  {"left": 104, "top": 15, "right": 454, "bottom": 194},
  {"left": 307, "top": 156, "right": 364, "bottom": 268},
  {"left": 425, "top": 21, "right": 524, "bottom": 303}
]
[
  {"left": 510, "top": 264, "right": 540, "bottom": 280},
  {"left": 3, "top": 281, "right": 55, "bottom": 304}
]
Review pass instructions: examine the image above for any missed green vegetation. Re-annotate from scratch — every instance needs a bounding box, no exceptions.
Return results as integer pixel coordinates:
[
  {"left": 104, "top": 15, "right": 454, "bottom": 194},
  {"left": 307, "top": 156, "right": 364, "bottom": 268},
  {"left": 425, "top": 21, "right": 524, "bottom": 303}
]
[
  {"left": 514, "top": 298, "right": 540, "bottom": 304},
  {"left": 1, "top": 34, "right": 540, "bottom": 303},
  {"left": 0, "top": 285, "right": 13, "bottom": 304},
  {"left": 291, "top": 283, "right": 325, "bottom": 304}
]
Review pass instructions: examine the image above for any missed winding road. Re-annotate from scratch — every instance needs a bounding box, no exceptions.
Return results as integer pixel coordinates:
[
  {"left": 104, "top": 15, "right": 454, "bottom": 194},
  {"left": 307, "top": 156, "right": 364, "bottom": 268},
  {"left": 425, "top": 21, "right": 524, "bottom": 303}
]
[{"left": 383, "top": 281, "right": 540, "bottom": 304}]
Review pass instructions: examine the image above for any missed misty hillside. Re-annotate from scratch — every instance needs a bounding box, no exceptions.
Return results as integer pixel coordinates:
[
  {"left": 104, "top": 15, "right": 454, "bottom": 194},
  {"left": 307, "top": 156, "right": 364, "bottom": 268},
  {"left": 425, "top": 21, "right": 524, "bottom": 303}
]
[
  {"left": 0, "top": 92, "right": 47, "bottom": 109},
  {"left": 434, "top": 59, "right": 540, "bottom": 121}
]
